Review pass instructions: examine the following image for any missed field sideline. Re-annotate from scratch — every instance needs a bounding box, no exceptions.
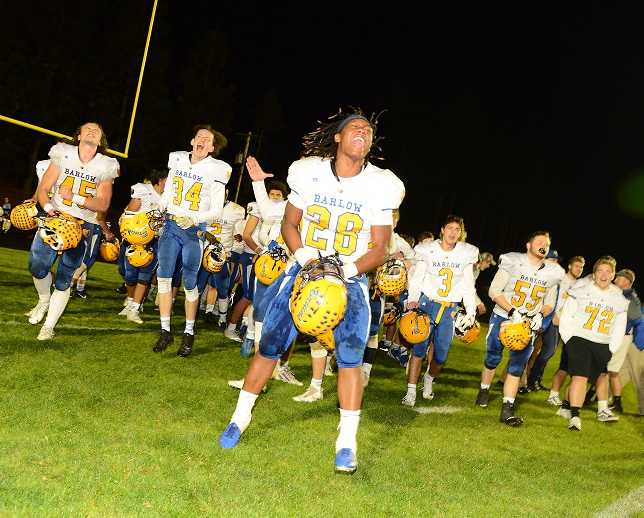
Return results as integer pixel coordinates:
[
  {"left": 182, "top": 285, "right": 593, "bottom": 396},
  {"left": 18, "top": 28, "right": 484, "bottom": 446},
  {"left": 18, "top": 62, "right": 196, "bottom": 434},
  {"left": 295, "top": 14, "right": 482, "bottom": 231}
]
[{"left": 0, "top": 246, "right": 642, "bottom": 517}]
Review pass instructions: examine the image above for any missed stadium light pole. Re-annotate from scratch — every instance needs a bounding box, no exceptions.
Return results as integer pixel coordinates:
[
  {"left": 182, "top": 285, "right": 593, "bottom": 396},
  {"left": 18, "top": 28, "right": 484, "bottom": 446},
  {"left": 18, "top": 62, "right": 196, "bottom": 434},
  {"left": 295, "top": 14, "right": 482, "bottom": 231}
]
[{"left": 233, "top": 131, "right": 252, "bottom": 204}]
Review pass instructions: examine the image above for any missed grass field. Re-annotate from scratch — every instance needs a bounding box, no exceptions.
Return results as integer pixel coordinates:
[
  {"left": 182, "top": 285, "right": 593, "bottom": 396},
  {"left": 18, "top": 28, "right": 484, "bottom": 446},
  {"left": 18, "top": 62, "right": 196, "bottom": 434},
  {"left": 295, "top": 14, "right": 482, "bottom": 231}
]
[{"left": 0, "top": 246, "right": 642, "bottom": 517}]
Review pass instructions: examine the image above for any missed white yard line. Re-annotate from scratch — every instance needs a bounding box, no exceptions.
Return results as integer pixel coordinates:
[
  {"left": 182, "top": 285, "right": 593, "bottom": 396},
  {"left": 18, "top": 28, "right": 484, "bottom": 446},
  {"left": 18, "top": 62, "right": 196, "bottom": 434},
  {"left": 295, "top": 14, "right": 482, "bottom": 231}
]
[
  {"left": 595, "top": 485, "right": 644, "bottom": 517},
  {"left": 1, "top": 319, "right": 139, "bottom": 333},
  {"left": 412, "top": 405, "right": 463, "bottom": 414}
]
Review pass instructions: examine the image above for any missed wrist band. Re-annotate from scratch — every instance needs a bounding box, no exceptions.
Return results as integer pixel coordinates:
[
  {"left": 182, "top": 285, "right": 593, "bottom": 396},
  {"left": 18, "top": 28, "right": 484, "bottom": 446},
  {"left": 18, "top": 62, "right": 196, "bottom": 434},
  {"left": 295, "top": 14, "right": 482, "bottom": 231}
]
[
  {"left": 72, "top": 194, "right": 86, "bottom": 207},
  {"left": 44, "top": 202, "right": 54, "bottom": 214},
  {"left": 342, "top": 262, "right": 359, "bottom": 279},
  {"left": 293, "top": 247, "right": 318, "bottom": 267}
]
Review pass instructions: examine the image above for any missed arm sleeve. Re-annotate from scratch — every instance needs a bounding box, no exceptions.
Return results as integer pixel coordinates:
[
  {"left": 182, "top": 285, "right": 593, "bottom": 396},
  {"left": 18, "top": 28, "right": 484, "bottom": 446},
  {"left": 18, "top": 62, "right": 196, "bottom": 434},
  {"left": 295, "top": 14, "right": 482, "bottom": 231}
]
[
  {"left": 609, "top": 312, "right": 628, "bottom": 354},
  {"left": 406, "top": 255, "right": 427, "bottom": 303},
  {"left": 558, "top": 296, "right": 578, "bottom": 344},
  {"left": 488, "top": 269, "right": 511, "bottom": 300},
  {"left": 462, "top": 264, "right": 477, "bottom": 316}
]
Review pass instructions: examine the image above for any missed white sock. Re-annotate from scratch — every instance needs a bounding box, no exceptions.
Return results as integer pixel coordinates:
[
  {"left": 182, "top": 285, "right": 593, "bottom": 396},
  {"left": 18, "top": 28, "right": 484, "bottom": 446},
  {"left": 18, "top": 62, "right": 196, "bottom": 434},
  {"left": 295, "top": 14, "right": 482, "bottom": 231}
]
[
  {"left": 336, "top": 408, "right": 361, "bottom": 453},
  {"left": 184, "top": 320, "right": 195, "bottom": 335},
  {"left": 217, "top": 298, "right": 229, "bottom": 315},
  {"left": 407, "top": 383, "right": 417, "bottom": 396},
  {"left": 503, "top": 397, "right": 515, "bottom": 404},
  {"left": 76, "top": 272, "right": 87, "bottom": 292},
  {"left": 231, "top": 389, "right": 258, "bottom": 432},
  {"left": 254, "top": 321, "right": 263, "bottom": 343},
  {"left": 130, "top": 302, "right": 140, "bottom": 311},
  {"left": 161, "top": 317, "right": 171, "bottom": 332},
  {"left": 43, "top": 288, "right": 71, "bottom": 329},
  {"left": 310, "top": 378, "right": 323, "bottom": 390},
  {"left": 226, "top": 323, "right": 237, "bottom": 333},
  {"left": 598, "top": 400, "right": 608, "bottom": 412},
  {"left": 481, "top": 383, "right": 491, "bottom": 390},
  {"left": 549, "top": 390, "right": 559, "bottom": 398},
  {"left": 126, "top": 297, "right": 134, "bottom": 308},
  {"left": 33, "top": 274, "right": 52, "bottom": 303},
  {"left": 367, "top": 335, "right": 378, "bottom": 349},
  {"left": 362, "top": 363, "right": 373, "bottom": 375},
  {"left": 206, "top": 304, "right": 215, "bottom": 314}
]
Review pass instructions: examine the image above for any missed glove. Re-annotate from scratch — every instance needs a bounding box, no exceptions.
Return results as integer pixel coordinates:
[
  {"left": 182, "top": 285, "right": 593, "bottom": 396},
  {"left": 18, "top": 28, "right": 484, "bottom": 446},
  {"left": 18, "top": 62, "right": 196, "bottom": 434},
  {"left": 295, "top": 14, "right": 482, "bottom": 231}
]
[
  {"left": 507, "top": 308, "right": 524, "bottom": 323},
  {"left": 460, "top": 312, "right": 476, "bottom": 329},
  {"left": 529, "top": 312, "right": 543, "bottom": 331},
  {"left": 173, "top": 214, "right": 194, "bottom": 229}
]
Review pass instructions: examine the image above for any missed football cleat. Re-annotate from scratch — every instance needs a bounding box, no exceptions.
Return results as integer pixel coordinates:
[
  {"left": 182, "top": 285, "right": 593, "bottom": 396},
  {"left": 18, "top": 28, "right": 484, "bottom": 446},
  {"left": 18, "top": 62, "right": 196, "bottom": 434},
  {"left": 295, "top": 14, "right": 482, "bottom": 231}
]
[
  {"left": 227, "top": 379, "right": 244, "bottom": 390},
  {"left": 118, "top": 304, "right": 130, "bottom": 316},
  {"left": 500, "top": 402, "right": 523, "bottom": 426},
  {"left": 224, "top": 328, "right": 243, "bottom": 342},
  {"left": 37, "top": 326, "right": 55, "bottom": 341},
  {"left": 240, "top": 337, "right": 254, "bottom": 358},
  {"left": 28, "top": 301, "right": 49, "bottom": 325},
  {"left": 75, "top": 289, "right": 87, "bottom": 300},
  {"left": 401, "top": 393, "right": 416, "bottom": 407},
  {"left": 277, "top": 364, "right": 303, "bottom": 386},
  {"left": 475, "top": 388, "right": 490, "bottom": 408},
  {"left": 398, "top": 349, "right": 409, "bottom": 368},
  {"left": 546, "top": 394, "right": 563, "bottom": 406},
  {"left": 293, "top": 386, "right": 323, "bottom": 403},
  {"left": 568, "top": 416, "right": 582, "bottom": 431},
  {"left": 177, "top": 333, "right": 194, "bottom": 357},
  {"left": 556, "top": 407, "right": 572, "bottom": 420},
  {"left": 422, "top": 374, "right": 435, "bottom": 400},
  {"left": 334, "top": 448, "right": 357, "bottom": 474},
  {"left": 610, "top": 399, "right": 623, "bottom": 413},
  {"left": 597, "top": 409, "right": 619, "bottom": 422},
  {"left": 153, "top": 330, "right": 173, "bottom": 353},
  {"left": 377, "top": 339, "right": 390, "bottom": 352},
  {"left": 126, "top": 308, "right": 143, "bottom": 324},
  {"left": 219, "top": 423, "right": 242, "bottom": 449}
]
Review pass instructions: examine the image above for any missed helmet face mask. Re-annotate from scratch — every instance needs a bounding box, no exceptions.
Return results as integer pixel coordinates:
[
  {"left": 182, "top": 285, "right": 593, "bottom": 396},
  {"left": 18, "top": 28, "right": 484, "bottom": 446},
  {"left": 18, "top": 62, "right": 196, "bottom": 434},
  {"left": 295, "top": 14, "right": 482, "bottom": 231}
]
[
  {"left": 254, "top": 247, "right": 289, "bottom": 285},
  {"left": 203, "top": 241, "right": 226, "bottom": 273},
  {"left": 39, "top": 214, "right": 83, "bottom": 251}
]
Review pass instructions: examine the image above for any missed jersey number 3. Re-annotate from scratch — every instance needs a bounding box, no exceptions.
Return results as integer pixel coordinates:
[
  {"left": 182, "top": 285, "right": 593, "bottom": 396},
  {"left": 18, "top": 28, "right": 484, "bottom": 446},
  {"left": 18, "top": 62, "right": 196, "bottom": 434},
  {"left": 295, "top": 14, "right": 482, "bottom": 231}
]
[{"left": 304, "top": 204, "right": 363, "bottom": 255}]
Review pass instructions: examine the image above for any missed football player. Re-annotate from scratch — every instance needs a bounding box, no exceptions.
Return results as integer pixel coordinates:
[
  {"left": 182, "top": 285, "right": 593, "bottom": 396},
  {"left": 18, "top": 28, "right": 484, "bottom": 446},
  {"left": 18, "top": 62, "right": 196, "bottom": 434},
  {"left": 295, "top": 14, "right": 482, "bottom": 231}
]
[
  {"left": 29, "top": 122, "right": 119, "bottom": 340},
  {"left": 401, "top": 215, "right": 478, "bottom": 406},
  {"left": 218, "top": 109, "right": 405, "bottom": 474},
  {"left": 558, "top": 256, "right": 628, "bottom": 430},
  {"left": 197, "top": 189, "right": 245, "bottom": 326},
  {"left": 475, "top": 230, "right": 563, "bottom": 425},
  {"left": 119, "top": 168, "right": 167, "bottom": 324},
  {"left": 153, "top": 125, "right": 230, "bottom": 357},
  {"left": 546, "top": 255, "right": 586, "bottom": 405}
]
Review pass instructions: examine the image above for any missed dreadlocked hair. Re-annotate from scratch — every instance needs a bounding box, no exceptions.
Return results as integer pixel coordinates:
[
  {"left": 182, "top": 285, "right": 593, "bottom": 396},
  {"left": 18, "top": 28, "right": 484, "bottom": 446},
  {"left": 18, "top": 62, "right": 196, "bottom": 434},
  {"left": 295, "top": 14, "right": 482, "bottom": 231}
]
[{"left": 300, "top": 107, "right": 385, "bottom": 162}]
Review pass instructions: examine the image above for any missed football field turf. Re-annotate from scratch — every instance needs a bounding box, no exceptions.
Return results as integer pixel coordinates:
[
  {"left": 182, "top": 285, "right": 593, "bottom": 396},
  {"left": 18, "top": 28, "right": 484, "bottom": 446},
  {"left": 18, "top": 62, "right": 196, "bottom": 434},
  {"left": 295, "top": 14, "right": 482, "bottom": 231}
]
[{"left": 0, "top": 246, "right": 642, "bottom": 516}]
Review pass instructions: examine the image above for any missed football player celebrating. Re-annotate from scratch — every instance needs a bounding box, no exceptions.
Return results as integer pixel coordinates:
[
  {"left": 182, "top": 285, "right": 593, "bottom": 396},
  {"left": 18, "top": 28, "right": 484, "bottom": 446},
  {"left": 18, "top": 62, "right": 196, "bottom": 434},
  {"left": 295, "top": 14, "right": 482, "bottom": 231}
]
[
  {"left": 119, "top": 168, "right": 167, "bottom": 323},
  {"left": 475, "top": 231, "right": 564, "bottom": 425},
  {"left": 29, "top": 122, "right": 119, "bottom": 340},
  {"left": 558, "top": 256, "right": 628, "bottom": 430},
  {"left": 401, "top": 215, "right": 478, "bottom": 406},
  {"left": 218, "top": 109, "right": 405, "bottom": 474},
  {"left": 153, "top": 125, "right": 230, "bottom": 357}
]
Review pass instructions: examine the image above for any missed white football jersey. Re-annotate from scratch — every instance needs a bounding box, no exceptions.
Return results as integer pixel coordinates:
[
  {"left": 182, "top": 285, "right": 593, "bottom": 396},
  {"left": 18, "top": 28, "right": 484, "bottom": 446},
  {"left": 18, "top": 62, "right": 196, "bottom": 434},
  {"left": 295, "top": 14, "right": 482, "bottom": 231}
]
[
  {"left": 130, "top": 182, "right": 162, "bottom": 213},
  {"left": 231, "top": 217, "right": 246, "bottom": 254},
  {"left": 36, "top": 159, "right": 50, "bottom": 182},
  {"left": 287, "top": 157, "right": 405, "bottom": 264},
  {"left": 560, "top": 280, "right": 629, "bottom": 345},
  {"left": 162, "top": 151, "right": 231, "bottom": 224},
  {"left": 388, "top": 232, "right": 415, "bottom": 260},
  {"left": 408, "top": 240, "right": 479, "bottom": 309},
  {"left": 47, "top": 142, "right": 119, "bottom": 224},
  {"left": 242, "top": 202, "right": 262, "bottom": 254},
  {"left": 207, "top": 200, "right": 246, "bottom": 251},
  {"left": 492, "top": 252, "right": 565, "bottom": 318},
  {"left": 555, "top": 273, "right": 579, "bottom": 314}
]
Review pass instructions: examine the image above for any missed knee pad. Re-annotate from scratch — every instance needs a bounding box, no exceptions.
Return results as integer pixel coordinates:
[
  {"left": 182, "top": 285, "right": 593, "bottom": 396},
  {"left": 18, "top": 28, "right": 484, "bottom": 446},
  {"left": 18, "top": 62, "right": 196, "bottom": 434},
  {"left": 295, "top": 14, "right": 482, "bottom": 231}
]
[
  {"left": 310, "top": 341, "right": 328, "bottom": 358},
  {"left": 184, "top": 286, "right": 199, "bottom": 302},
  {"left": 157, "top": 277, "right": 172, "bottom": 294}
]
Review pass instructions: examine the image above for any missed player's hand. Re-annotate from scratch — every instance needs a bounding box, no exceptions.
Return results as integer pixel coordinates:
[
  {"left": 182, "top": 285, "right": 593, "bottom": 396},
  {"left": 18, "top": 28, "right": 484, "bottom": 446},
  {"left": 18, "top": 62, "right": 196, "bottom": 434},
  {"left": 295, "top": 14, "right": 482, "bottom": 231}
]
[
  {"left": 233, "top": 234, "right": 242, "bottom": 242},
  {"left": 508, "top": 308, "right": 523, "bottom": 323},
  {"left": 460, "top": 312, "right": 476, "bottom": 329},
  {"left": 529, "top": 312, "right": 543, "bottom": 331},
  {"left": 58, "top": 184, "right": 73, "bottom": 201},
  {"left": 246, "top": 156, "right": 274, "bottom": 181},
  {"left": 104, "top": 229, "right": 115, "bottom": 241},
  {"left": 407, "top": 301, "right": 419, "bottom": 310},
  {"left": 477, "top": 302, "right": 487, "bottom": 315}
]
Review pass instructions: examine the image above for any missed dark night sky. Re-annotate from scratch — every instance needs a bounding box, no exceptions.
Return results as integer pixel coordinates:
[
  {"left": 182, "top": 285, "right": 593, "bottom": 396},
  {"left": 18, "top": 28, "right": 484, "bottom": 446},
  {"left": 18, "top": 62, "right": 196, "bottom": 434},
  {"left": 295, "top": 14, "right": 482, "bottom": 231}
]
[{"left": 0, "top": 1, "right": 642, "bottom": 275}]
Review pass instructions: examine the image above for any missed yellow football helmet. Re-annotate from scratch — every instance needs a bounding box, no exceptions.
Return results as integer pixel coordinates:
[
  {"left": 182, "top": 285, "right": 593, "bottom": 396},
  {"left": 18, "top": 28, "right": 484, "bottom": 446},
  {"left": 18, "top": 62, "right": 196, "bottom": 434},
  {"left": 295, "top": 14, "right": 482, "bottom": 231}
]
[
  {"left": 119, "top": 212, "right": 155, "bottom": 245},
  {"left": 254, "top": 247, "right": 289, "bottom": 285},
  {"left": 99, "top": 238, "right": 120, "bottom": 262},
  {"left": 10, "top": 200, "right": 39, "bottom": 230},
  {"left": 499, "top": 319, "right": 532, "bottom": 351},
  {"left": 458, "top": 321, "right": 481, "bottom": 344},
  {"left": 398, "top": 310, "right": 431, "bottom": 344},
  {"left": 39, "top": 214, "right": 83, "bottom": 251},
  {"left": 376, "top": 258, "right": 408, "bottom": 296},
  {"left": 203, "top": 241, "right": 226, "bottom": 273},
  {"left": 125, "top": 244, "right": 154, "bottom": 268},
  {"left": 290, "top": 255, "right": 348, "bottom": 346},
  {"left": 454, "top": 310, "right": 481, "bottom": 344}
]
